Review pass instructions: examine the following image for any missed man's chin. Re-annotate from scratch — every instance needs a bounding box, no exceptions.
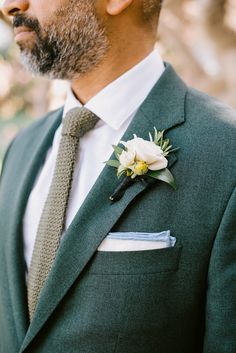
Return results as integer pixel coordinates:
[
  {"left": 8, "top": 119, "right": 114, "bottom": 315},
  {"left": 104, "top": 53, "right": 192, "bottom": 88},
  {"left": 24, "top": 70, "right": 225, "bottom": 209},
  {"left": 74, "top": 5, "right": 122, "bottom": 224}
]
[
  {"left": 19, "top": 51, "right": 61, "bottom": 79},
  {"left": 16, "top": 31, "right": 37, "bottom": 50},
  {"left": 19, "top": 51, "right": 43, "bottom": 76}
]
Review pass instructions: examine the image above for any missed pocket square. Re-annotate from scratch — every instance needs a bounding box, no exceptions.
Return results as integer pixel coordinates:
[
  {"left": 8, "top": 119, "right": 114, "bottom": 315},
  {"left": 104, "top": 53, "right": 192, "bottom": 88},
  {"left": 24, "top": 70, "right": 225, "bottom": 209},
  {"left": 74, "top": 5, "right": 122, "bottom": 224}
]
[{"left": 97, "top": 230, "right": 176, "bottom": 252}]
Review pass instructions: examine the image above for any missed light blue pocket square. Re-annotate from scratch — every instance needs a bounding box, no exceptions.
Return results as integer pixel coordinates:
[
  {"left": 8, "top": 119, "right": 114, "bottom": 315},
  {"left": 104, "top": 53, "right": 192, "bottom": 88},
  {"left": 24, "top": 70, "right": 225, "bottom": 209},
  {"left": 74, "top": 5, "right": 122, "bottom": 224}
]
[
  {"left": 97, "top": 230, "right": 176, "bottom": 252},
  {"left": 107, "top": 230, "right": 176, "bottom": 246}
]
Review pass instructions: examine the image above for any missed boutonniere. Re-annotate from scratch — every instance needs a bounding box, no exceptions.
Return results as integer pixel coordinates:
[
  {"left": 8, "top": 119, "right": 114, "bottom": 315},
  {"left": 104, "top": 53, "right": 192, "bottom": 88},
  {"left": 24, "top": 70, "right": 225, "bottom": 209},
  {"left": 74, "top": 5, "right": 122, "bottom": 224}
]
[{"left": 106, "top": 128, "right": 179, "bottom": 202}]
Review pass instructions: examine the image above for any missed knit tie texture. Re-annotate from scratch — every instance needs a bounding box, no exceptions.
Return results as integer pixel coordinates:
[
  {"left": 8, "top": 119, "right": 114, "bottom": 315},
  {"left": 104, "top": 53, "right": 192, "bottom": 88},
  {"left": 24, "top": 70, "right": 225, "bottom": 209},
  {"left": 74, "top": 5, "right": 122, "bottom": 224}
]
[{"left": 27, "top": 107, "right": 99, "bottom": 321}]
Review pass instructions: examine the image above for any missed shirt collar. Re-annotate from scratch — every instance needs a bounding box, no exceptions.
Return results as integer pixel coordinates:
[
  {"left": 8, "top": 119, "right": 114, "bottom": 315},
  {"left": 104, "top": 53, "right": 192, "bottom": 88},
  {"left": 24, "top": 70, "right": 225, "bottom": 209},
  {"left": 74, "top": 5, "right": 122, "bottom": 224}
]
[{"left": 63, "top": 49, "right": 165, "bottom": 130}]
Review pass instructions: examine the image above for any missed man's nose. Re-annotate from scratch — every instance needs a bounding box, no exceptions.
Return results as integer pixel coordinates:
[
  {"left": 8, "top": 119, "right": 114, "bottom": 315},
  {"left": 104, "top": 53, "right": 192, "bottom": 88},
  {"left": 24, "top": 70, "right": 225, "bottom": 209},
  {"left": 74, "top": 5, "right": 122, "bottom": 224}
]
[{"left": 1, "top": 0, "right": 29, "bottom": 17}]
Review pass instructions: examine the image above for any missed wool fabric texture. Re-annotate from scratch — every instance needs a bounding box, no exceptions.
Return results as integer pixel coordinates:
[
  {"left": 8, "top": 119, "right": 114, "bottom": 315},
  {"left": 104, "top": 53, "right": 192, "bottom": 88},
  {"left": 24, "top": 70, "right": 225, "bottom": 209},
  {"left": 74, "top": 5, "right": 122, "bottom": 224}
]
[
  {"left": 1, "top": 65, "right": 236, "bottom": 353},
  {"left": 27, "top": 107, "right": 99, "bottom": 321}
]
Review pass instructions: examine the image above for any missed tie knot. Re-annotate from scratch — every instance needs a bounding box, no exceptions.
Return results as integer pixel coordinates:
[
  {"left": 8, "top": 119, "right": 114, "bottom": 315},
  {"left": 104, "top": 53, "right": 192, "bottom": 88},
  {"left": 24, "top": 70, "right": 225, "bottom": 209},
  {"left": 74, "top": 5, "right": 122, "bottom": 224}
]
[{"left": 62, "top": 107, "right": 99, "bottom": 138}]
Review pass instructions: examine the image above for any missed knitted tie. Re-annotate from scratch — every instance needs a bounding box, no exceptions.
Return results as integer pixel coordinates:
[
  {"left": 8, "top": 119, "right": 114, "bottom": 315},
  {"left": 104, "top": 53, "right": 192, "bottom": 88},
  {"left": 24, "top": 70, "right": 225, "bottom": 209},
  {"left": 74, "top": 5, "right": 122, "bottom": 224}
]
[{"left": 27, "top": 107, "right": 99, "bottom": 321}]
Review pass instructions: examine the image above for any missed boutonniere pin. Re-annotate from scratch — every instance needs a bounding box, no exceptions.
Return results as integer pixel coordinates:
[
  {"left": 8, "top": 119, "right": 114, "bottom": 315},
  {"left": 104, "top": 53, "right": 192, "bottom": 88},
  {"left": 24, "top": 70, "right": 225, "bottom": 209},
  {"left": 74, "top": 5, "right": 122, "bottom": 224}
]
[{"left": 106, "top": 128, "right": 179, "bottom": 202}]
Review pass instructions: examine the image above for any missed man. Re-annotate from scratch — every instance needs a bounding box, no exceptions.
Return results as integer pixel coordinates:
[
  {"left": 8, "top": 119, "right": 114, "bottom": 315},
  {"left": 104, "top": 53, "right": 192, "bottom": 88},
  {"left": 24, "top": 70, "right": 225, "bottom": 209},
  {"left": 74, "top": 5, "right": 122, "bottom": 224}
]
[{"left": 0, "top": 0, "right": 235, "bottom": 352}]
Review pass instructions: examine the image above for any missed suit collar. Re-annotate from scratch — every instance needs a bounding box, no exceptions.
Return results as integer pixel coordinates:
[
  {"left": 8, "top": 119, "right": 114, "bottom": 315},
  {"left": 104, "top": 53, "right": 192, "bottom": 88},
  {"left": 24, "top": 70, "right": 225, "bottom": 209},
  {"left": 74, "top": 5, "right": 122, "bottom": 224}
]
[
  {"left": 138, "top": 62, "right": 186, "bottom": 131},
  {"left": 20, "top": 64, "right": 187, "bottom": 352}
]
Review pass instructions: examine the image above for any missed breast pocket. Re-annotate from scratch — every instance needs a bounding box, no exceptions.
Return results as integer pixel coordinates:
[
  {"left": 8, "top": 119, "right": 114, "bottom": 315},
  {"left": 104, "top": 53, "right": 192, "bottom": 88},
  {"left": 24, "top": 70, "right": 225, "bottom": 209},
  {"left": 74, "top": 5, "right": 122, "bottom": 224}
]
[
  {"left": 88, "top": 239, "right": 182, "bottom": 275},
  {"left": 74, "top": 239, "right": 183, "bottom": 351}
]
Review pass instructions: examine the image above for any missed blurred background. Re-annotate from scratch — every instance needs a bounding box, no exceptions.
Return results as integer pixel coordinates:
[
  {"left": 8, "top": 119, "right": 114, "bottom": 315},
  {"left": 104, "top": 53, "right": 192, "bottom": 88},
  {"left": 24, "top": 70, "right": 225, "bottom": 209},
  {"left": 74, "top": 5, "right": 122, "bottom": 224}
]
[{"left": 0, "top": 0, "right": 236, "bottom": 166}]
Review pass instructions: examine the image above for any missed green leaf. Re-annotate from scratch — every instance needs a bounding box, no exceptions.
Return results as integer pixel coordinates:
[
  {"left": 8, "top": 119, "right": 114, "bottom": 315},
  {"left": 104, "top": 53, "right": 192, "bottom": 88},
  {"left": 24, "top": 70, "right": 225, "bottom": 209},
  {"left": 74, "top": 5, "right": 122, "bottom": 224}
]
[
  {"left": 117, "top": 170, "right": 126, "bottom": 179},
  {"left": 154, "top": 129, "right": 165, "bottom": 145},
  {"left": 164, "top": 145, "right": 173, "bottom": 152},
  {"left": 117, "top": 165, "right": 128, "bottom": 178},
  {"left": 160, "top": 133, "right": 164, "bottom": 147},
  {"left": 162, "top": 145, "right": 172, "bottom": 156},
  {"left": 112, "top": 145, "right": 124, "bottom": 159},
  {"left": 106, "top": 159, "right": 120, "bottom": 168},
  {"left": 162, "top": 139, "right": 170, "bottom": 151},
  {"left": 147, "top": 168, "right": 176, "bottom": 190},
  {"left": 154, "top": 127, "right": 158, "bottom": 143},
  {"left": 167, "top": 147, "right": 180, "bottom": 153}
]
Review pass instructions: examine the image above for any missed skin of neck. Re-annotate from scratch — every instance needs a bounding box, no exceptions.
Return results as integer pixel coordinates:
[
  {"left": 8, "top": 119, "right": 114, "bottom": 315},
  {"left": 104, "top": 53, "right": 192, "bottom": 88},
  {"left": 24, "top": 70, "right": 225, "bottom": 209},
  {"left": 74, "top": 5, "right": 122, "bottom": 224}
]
[{"left": 71, "top": 1, "right": 158, "bottom": 104}]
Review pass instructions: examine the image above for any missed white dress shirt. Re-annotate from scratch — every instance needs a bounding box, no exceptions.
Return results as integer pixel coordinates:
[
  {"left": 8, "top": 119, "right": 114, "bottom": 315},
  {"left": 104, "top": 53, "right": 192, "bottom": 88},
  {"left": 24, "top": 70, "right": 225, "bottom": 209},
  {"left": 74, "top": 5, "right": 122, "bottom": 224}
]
[{"left": 23, "top": 49, "right": 165, "bottom": 270}]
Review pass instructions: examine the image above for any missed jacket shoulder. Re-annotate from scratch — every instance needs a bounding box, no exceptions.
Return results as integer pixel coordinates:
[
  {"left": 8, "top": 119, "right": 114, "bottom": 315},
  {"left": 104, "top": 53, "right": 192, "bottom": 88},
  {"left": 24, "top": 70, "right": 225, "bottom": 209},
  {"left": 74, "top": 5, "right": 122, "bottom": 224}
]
[
  {"left": 183, "top": 87, "right": 236, "bottom": 182},
  {"left": 14, "top": 107, "right": 63, "bottom": 143},
  {"left": 186, "top": 87, "right": 236, "bottom": 130},
  {"left": 0, "top": 107, "right": 63, "bottom": 178}
]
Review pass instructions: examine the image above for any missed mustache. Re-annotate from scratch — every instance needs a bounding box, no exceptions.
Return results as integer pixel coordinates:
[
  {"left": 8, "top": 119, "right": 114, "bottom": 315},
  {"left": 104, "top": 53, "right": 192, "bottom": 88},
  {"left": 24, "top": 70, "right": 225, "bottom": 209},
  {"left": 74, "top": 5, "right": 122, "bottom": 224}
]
[{"left": 13, "top": 15, "right": 40, "bottom": 33}]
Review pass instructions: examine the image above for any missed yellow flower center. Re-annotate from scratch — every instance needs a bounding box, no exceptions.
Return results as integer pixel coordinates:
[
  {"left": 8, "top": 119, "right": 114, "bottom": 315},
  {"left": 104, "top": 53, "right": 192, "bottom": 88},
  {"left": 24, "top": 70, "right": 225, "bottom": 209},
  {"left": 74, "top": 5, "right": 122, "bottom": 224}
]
[{"left": 133, "top": 161, "right": 149, "bottom": 175}]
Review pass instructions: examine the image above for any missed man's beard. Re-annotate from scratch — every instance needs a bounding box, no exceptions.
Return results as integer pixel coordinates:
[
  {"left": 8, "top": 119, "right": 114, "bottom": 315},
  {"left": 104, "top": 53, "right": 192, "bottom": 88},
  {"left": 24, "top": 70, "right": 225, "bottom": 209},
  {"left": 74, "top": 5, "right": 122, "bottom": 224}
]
[{"left": 13, "top": 0, "right": 109, "bottom": 79}]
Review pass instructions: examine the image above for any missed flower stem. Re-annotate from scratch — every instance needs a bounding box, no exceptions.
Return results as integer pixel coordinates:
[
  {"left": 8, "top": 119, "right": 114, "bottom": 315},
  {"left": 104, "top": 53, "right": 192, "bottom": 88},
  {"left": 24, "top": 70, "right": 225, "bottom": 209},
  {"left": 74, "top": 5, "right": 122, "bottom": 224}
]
[{"left": 109, "top": 176, "right": 133, "bottom": 202}]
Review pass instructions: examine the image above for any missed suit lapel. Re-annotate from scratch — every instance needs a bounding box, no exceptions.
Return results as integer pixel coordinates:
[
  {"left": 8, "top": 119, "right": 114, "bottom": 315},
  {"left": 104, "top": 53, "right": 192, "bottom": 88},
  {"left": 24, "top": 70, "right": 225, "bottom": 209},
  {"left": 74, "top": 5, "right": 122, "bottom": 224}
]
[
  {"left": 20, "top": 64, "right": 187, "bottom": 352},
  {"left": 4, "top": 108, "right": 63, "bottom": 346}
]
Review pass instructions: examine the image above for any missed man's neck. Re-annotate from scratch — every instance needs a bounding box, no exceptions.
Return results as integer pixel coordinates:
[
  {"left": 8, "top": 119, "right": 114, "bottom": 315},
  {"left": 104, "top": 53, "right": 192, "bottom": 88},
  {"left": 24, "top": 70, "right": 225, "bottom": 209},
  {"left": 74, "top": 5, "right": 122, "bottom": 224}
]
[{"left": 71, "top": 43, "right": 155, "bottom": 105}]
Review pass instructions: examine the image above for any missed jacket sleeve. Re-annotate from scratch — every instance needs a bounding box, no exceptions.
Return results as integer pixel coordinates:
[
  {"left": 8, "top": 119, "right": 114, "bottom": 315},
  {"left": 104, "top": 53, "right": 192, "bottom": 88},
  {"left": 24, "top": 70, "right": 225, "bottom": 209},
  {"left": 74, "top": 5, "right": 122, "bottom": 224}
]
[{"left": 203, "top": 186, "right": 236, "bottom": 353}]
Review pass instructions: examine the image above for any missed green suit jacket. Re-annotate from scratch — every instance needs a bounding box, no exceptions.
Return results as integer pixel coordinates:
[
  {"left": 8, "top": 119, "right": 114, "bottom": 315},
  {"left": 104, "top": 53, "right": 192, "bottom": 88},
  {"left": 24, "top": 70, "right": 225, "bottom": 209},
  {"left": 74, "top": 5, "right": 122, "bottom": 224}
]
[{"left": 0, "top": 64, "right": 236, "bottom": 353}]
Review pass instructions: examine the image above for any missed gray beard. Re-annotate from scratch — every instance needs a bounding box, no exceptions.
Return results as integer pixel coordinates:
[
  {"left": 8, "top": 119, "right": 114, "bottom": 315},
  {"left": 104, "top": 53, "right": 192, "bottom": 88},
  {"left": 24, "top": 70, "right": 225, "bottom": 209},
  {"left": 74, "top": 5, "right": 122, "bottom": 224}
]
[{"left": 19, "top": 2, "right": 109, "bottom": 80}]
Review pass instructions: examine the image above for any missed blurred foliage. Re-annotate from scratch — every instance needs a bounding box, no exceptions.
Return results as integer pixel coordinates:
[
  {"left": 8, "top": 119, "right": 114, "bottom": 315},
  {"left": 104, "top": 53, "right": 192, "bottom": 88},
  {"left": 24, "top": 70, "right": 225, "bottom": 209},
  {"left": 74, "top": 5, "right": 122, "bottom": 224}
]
[{"left": 0, "top": 0, "right": 236, "bottom": 164}]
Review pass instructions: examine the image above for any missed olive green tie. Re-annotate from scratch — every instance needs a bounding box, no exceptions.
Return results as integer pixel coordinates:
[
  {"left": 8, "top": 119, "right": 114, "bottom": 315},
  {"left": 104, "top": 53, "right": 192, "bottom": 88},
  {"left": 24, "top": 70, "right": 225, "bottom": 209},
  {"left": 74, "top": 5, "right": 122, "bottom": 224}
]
[{"left": 27, "top": 107, "right": 99, "bottom": 321}]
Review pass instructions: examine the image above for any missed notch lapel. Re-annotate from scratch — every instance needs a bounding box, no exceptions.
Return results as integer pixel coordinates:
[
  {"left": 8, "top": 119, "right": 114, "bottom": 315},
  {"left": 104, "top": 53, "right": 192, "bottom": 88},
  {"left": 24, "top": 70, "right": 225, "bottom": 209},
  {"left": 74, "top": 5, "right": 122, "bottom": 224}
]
[
  {"left": 4, "top": 108, "right": 63, "bottom": 346},
  {"left": 20, "top": 64, "right": 187, "bottom": 352}
]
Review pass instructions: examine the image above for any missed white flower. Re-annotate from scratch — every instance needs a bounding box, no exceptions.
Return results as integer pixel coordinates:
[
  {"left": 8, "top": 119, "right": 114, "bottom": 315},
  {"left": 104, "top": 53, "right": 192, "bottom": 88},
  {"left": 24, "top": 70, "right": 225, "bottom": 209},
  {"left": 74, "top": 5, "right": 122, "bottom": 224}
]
[
  {"left": 119, "top": 149, "right": 135, "bottom": 168},
  {"left": 120, "top": 137, "right": 168, "bottom": 172},
  {"left": 106, "top": 128, "right": 177, "bottom": 200}
]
